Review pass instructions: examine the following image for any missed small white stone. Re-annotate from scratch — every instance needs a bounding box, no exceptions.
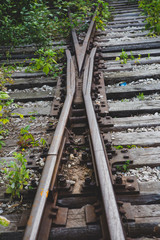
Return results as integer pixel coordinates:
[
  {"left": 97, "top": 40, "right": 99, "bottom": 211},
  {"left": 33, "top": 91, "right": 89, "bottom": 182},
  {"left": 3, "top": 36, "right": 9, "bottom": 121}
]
[{"left": 70, "top": 154, "right": 74, "bottom": 161}]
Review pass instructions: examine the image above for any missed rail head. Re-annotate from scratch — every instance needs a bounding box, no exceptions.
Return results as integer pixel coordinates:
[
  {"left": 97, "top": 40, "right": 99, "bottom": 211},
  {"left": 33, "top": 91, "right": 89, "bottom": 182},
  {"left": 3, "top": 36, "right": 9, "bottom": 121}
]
[
  {"left": 83, "top": 48, "right": 125, "bottom": 240},
  {"left": 70, "top": 11, "right": 96, "bottom": 74},
  {"left": 23, "top": 50, "right": 75, "bottom": 240}
]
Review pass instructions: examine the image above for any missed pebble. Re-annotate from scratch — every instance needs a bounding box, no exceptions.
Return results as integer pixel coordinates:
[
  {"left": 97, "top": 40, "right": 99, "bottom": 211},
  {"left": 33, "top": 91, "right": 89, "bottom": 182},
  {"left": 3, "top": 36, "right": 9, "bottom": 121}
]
[
  {"left": 124, "top": 166, "right": 160, "bottom": 182},
  {"left": 70, "top": 154, "right": 74, "bottom": 161},
  {"left": 0, "top": 209, "right": 3, "bottom": 214},
  {"left": 66, "top": 180, "right": 75, "bottom": 185},
  {"left": 9, "top": 85, "right": 54, "bottom": 94}
]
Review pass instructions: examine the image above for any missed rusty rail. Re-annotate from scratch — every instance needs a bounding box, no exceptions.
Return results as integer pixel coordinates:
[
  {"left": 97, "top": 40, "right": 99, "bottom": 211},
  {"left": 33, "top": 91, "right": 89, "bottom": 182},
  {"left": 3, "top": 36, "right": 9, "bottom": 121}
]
[
  {"left": 71, "top": 12, "right": 96, "bottom": 74},
  {"left": 24, "top": 6, "right": 125, "bottom": 239},
  {"left": 83, "top": 48, "right": 125, "bottom": 240},
  {"left": 23, "top": 50, "right": 75, "bottom": 240}
]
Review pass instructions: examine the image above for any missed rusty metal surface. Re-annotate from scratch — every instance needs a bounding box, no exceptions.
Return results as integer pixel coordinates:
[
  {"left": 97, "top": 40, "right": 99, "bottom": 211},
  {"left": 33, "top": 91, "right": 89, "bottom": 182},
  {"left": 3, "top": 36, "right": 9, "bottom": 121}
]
[
  {"left": 113, "top": 176, "right": 140, "bottom": 194},
  {"left": 83, "top": 48, "right": 125, "bottom": 240},
  {"left": 71, "top": 14, "right": 96, "bottom": 73},
  {"left": 23, "top": 50, "right": 75, "bottom": 240},
  {"left": 85, "top": 205, "right": 98, "bottom": 224},
  {"left": 53, "top": 207, "right": 68, "bottom": 226}
]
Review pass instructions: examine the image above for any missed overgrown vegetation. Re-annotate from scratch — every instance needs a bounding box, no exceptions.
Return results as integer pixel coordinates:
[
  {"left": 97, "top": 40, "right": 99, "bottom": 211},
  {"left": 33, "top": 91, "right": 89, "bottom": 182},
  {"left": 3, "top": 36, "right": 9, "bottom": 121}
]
[
  {"left": 116, "top": 50, "right": 143, "bottom": 64},
  {"left": 25, "top": 48, "right": 65, "bottom": 76},
  {"left": 0, "top": 0, "right": 110, "bottom": 46},
  {"left": 2, "top": 152, "right": 30, "bottom": 199},
  {"left": 0, "top": 0, "right": 55, "bottom": 46},
  {"left": 116, "top": 160, "right": 130, "bottom": 172},
  {"left": 0, "top": 70, "right": 14, "bottom": 149},
  {"left": 139, "top": 0, "right": 160, "bottom": 35},
  {"left": 17, "top": 125, "right": 47, "bottom": 149}
]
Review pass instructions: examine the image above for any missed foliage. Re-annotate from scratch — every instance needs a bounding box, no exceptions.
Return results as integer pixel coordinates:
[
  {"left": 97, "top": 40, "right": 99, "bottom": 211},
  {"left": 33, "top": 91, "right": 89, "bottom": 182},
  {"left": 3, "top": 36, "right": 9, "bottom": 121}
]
[
  {"left": 0, "top": 216, "right": 10, "bottom": 227},
  {"left": 130, "top": 51, "right": 135, "bottom": 60},
  {"left": 0, "top": 0, "right": 55, "bottom": 46},
  {"left": 116, "top": 49, "right": 128, "bottom": 64},
  {"left": 0, "top": 0, "right": 110, "bottom": 46},
  {"left": 121, "top": 98, "right": 129, "bottom": 102},
  {"left": 40, "top": 138, "right": 47, "bottom": 148},
  {"left": 139, "top": 0, "right": 160, "bottom": 35},
  {"left": 2, "top": 152, "right": 30, "bottom": 199},
  {"left": 51, "top": 0, "right": 110, "bottom": 36},
  {"left": 127, "top": 145, "right": 137, "bottom": 149},
  {"left": 116, "top": 160, "right": 130, "bottom": 172},
  {"left": 137, "top": 92, "right": 144, "bottom": 100},
  {"left": 0, "top": 76, "right": 13, "bottom": 149},
  {"left": 0, "top": 70, "right": 18, "bottom": 150},
  {"left": 114, "top": 145, "right": 123, "bottom": 150},
  {"left": 116, "top": 50, "right": 144, "bottom": 64},
  {"left": 17, "top": 125, "right": 47, "bottom": 149},
  {"left": 26, "top": 48, "right": 64, "bottom": 76},
  {"left": 17, "top": 125, "right": 39, "bottom": 148},
  {"left": 94, "top": 0, "right": 110, "bottom": 30},
  {"left": 114, "top": 145, "right": 137, "bottom": 149}
]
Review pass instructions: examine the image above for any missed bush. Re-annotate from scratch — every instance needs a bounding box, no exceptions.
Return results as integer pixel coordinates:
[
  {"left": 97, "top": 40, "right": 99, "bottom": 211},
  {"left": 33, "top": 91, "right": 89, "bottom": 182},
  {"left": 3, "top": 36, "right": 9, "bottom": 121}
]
[
  {"left": 139, "top": 0, "right": 160, "bottom": 35},
  {"left": 0, "top": 0, "right": 54, "bottom": 46}
]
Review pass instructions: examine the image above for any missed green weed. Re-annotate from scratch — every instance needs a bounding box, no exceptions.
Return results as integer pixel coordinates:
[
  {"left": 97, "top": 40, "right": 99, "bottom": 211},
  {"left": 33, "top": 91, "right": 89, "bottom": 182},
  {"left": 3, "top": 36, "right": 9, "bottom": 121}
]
[
  {"left": 137, "top": 92, "right": 144, "bottom": 101},
  {"left": 116, "top": 160, "right": 130, "bottom": 172},
  {"left": 2, "top": 152, "right": 30, "bottom": 199}
]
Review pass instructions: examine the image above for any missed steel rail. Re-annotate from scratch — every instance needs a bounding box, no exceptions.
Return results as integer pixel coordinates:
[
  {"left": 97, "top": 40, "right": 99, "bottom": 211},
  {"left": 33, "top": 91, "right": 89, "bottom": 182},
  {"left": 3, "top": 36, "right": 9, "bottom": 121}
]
[
  {"left": 71, "top": 13, "right": 96, "bottom": 73},
  {"left": 83, "top": 48, "right": 125, "bottom": 240},
  {"left": 23, "top": 50, "right": 75, "bottom": 240}
]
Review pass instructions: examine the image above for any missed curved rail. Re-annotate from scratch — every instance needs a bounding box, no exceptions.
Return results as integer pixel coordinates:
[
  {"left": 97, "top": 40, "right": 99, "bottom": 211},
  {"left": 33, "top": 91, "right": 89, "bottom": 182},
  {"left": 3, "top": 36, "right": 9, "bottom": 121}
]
[
  {"left": 23, "top": 50, "right": 75, "bottom": 240},
  {"left": 83, "top": 48, "right": 125, "bottom": 240}
]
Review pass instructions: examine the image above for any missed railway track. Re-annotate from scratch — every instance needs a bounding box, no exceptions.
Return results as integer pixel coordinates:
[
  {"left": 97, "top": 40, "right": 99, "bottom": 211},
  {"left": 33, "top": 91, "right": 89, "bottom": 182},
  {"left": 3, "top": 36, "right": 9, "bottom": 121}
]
[{"left": 1, "top": 0, "right": 160, "bottom": 239}]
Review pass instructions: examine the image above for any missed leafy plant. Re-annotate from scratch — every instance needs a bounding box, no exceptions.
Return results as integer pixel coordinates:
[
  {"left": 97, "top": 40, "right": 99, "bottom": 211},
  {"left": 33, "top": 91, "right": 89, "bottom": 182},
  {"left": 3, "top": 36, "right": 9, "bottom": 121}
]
[
  {"left": 139, "top": 0, "right": 160, "bottom": 35},
  {"left": 130, "top": 51, "right": 135, "bottom": 60},
  {"left": 0, "top": 216, "right": 10, "bottom": 226},
  {"left": 116, "top": 160, "right": 130, "bottom": 172},
  {"left": 127, "top": 145, "right": 137, "bottom": 149},
  {"left": 137, "top": 92, "right": 144, "bottom": 100},
  {"left": 114, "top": 145, "right": 123, "bottom": 150},
  {"left": 0, "top": 0, "right": 56, "bottom": 46},
  {"left": 17, "top": 125, "right": 39, "bottom": 149},
  {"left": 116, "top": 49, "right": 128, "bottom": 64},
  {"left": 25, "top": 48, "right": 64, "bottom": 76},
  {"left": 2, "top": 152, "right": 30, "bottom": 199},
  {"left": 94, "top": 0, "right": 110, "bottom": 30},
  {"left": 40, "top": 138, "right": 47, "bottom": 148},
  {"left": 0, "top": 90, "right": 13, "bottom": 149},
  {"left": 147, "top": 53, "right": 151, "bottom": 59},
  {"left": 121, "top": 98, "right": 129, "bottom": 102}
]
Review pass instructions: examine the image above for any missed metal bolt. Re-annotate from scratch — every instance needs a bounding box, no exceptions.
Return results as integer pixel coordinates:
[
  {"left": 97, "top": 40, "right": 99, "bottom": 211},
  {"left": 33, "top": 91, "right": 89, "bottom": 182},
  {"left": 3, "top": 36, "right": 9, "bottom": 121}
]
[
  {"left": 116, "top": 176, "right": 122, "bottom": 184},
  {"left": 112, "top": 167, "right": 117, "bottom": 174},
  {"left": 59, "top": 177, "right": 67, "bottom": 187},
  {"left": 127, "top": 178, "right": 134, "bottom": 183},
  {"left": 85, "top": 177, "right": 91, "bottom": 185},
  {"left": 82, "top": 152, "right": 88, "bottom": 160},
  {"left": 121, "top": 149, "right": 128, "bottom": 153},
  {"left": 117, "top": 201, "right": 123, "bottom": 207}
]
